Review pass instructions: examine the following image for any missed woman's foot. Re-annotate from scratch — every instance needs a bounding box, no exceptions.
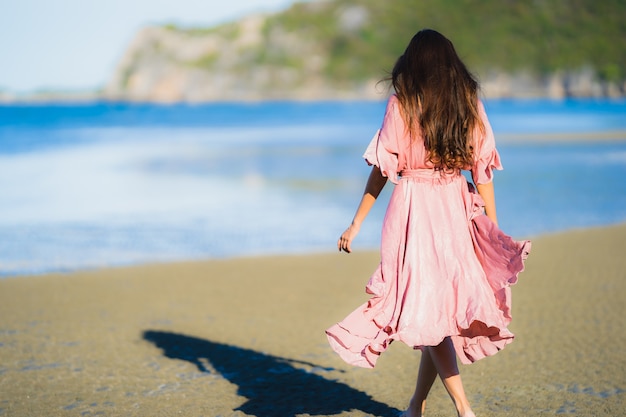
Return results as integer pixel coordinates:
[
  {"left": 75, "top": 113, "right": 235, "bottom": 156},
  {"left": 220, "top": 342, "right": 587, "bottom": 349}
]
[
  {"left": 399, "top": 411, "right": 421, "bottom": 417},
  {"left": 400, "top": 401, "right": 425, "bottom": 417},
  {"left": 401, "top": 406, "right": 475, "bottom": 417}
]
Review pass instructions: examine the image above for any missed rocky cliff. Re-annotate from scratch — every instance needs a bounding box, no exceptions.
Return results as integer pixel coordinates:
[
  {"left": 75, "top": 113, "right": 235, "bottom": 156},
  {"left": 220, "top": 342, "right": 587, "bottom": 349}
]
[{"left": 103, "top": 14, "right": 363, "bottom": 102}]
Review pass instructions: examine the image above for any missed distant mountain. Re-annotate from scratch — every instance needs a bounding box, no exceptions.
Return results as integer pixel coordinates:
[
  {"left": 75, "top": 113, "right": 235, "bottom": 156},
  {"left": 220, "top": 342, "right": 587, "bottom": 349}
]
[{"left": 102, "top": 0, "right": 625, "bottom": 102}]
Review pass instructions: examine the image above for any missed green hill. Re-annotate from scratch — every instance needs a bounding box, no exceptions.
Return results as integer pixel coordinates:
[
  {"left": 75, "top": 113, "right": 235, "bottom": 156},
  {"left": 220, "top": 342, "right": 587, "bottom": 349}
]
[
  {"left": 267, "top": 0, "right": 625, "bottom": 85},
  {"left": 103, "top": 0, "right": 625, "bottom": 101}
]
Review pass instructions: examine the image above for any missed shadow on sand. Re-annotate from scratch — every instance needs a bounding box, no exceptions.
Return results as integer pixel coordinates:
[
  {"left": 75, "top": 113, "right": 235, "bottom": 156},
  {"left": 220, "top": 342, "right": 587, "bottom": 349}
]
[{"left": 143, "top": 330, "right": 400, "bottom": 417}]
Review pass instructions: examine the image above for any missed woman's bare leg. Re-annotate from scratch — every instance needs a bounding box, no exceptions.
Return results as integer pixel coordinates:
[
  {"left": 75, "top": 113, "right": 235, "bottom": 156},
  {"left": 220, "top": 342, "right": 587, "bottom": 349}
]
[
  {"left": 427, "top": 337, "right": 475, "bottom": 417},
  {"left": 405, "top": 348, "right": 438, "bottom": 416}
]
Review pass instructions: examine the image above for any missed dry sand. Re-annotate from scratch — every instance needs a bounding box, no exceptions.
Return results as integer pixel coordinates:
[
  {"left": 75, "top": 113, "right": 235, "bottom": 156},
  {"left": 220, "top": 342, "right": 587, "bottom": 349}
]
[{"left": 1, "top": 224, "right": 625, "bottom": 416}]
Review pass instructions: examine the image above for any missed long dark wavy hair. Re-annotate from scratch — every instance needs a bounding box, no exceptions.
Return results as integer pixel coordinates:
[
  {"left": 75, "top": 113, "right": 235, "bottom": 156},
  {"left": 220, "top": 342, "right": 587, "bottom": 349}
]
[{"left": 391, "top": 29, "right": 484, "bottom": 170}]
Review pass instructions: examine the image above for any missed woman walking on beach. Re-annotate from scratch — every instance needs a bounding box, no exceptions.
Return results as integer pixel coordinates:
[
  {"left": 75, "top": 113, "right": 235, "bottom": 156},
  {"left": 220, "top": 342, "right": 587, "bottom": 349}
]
[{"left": 326, "top": 29, "right": 530, "bottom": 417}]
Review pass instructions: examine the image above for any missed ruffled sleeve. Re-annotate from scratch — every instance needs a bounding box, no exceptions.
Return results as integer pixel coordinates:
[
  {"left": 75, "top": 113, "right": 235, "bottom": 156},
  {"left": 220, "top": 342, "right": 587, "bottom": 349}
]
[
  {"left": 362, "top": 95, "right": 402, "bottom": 184},
  {"left": 471, "top": 100, "right": 503, "bottom": 184}
]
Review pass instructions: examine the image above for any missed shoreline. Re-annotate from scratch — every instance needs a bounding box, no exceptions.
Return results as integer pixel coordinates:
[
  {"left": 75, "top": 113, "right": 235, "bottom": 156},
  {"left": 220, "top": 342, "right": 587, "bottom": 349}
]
[
  {"left": 497, "top": 130, "right": 626, "bottom": 143},
  {"left": 2, "top": 221, "right": 626, "bottom": 280},
  {"left": 2, "top": 92, "right": 626, "bottom": 105},
  {"left": 1, "top": 222, "right": 625, "bottom": 416}
]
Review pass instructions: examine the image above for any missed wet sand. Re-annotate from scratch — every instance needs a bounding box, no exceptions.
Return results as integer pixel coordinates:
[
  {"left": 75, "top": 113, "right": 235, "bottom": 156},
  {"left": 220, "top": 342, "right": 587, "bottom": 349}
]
[{"left": 1, "top": 224, "right": 625, "bottom": 416}]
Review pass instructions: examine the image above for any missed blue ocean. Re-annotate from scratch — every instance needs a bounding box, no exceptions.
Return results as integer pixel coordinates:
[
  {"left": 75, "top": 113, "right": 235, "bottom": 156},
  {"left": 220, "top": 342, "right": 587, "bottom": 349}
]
[{"left": 1, "top": 98, "right": 625, "bottom": 276}]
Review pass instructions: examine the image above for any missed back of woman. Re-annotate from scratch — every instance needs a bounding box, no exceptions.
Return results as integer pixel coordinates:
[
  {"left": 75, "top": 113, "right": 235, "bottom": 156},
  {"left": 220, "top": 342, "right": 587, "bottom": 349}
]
[
  {"left": 366, "top": 94, "right": 498, "bottom": 183},
  {"left": 327, "top": 29, "right": 531, "bottom": 417}
]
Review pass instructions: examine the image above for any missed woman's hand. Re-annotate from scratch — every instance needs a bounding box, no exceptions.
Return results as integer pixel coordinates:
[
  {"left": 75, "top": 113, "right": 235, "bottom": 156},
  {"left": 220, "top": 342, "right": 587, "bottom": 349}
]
[
  {"left": 337, "top": 165, "right": 386, "bottom": 254},
  {"left": 338, "top": 223, "right": 360, "bottom": 253}
]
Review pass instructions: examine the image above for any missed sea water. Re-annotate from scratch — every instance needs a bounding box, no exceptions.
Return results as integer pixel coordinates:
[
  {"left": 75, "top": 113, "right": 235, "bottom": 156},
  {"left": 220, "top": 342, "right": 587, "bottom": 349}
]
[{"left": 1, "top": 98, "right": 625, "bottom": 276}]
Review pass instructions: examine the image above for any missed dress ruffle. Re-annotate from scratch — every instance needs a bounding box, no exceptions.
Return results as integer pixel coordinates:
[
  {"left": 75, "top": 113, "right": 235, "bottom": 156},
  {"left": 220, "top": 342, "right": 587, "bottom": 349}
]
[
  {"left": 363, "top": 129, "right": 399, "bottom": 184},
  {"left": 470, "top": 100, "right": 503, "bottom": 185}
]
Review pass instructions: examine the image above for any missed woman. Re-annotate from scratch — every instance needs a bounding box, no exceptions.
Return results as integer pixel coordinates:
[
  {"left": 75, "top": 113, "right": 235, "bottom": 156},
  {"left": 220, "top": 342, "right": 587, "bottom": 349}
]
[{"left": 326, "top": 29, "right": 530, "bottom": 417}]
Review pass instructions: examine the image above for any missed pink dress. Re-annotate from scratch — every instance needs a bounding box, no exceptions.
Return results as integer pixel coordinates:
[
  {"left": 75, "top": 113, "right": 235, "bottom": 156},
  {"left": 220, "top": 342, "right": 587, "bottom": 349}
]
[{"left": 326, "top": 95, "right": 531, "bottom": 368}]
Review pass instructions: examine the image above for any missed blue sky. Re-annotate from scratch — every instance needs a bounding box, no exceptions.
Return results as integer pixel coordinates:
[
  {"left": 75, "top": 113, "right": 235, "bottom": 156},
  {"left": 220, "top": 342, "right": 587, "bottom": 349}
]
[{"left": 0, "top": 0, "right": 297, "bottom": 93}]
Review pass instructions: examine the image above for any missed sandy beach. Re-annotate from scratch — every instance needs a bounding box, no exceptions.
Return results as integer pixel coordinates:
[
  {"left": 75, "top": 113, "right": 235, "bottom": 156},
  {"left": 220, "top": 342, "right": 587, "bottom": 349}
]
[{"left": 1, "top": 224, "right": 625, "bottom": 416}]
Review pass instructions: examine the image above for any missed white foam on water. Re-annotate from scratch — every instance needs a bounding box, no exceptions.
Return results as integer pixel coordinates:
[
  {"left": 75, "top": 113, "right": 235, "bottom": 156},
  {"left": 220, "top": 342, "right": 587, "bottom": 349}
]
[{"left": 0, "top": 125, "right": 377, "bottom": 275}]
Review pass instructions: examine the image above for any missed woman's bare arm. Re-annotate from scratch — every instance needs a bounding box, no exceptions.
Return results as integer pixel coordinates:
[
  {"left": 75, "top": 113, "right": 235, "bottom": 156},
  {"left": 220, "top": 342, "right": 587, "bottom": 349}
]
[
  {"left": 476, "top": 181, "right": 498, "bottom": 226},
  {"left": 338, "top": 165, "right": 388, "bottom": 253}
]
